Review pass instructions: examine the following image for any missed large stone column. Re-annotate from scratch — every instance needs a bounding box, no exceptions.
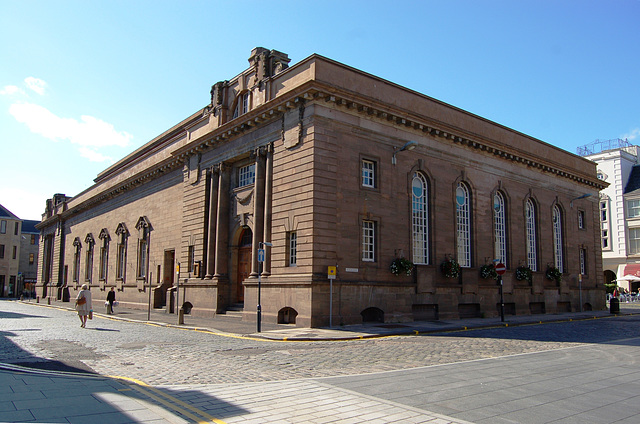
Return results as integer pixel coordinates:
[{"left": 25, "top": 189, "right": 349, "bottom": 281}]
[
  {"left": 214, "top": 164, "right": 230, "bottom": 278},
  {"left": 205, "top": 166, "right": 219, "bottom": 279},
  {"left": 250, "top": 148, "right": 266, "bottom": 277}
]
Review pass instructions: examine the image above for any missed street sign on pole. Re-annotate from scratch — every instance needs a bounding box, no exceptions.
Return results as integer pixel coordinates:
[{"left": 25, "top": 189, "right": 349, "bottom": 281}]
[
  {"left": 328, "top": 266, "right": 337, "bottom": 327},
  {"left": 495, "top": 263, "right": 506, "bottom": 275},
  {"left": 257, "top": 248, "right": 265, "bottom": 263}
]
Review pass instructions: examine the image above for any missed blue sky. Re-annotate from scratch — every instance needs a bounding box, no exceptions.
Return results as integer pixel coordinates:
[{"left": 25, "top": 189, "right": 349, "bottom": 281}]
[{"left": 1, "top": 0, "right": 638, "bottom": 220}]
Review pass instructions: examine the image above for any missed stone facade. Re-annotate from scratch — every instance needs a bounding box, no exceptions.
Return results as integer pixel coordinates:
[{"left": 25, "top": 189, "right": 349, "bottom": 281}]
[{"left": 36, "top": 48, "right": 606, "bottom": 327}]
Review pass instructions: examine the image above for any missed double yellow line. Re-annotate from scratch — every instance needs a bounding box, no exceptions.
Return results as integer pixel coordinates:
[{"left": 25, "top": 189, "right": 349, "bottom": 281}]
[
  {"left": 0, "top": 362, "right": 227, "bottom": 424},
  {"left": 113, "top": 375, "right": 227, "bottom": 424}
]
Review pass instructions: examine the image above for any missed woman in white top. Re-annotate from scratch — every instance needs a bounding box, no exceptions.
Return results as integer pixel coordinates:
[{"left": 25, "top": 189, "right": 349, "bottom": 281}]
[{"left": 75, "top": 284, "right": 92, "bottom": 328}]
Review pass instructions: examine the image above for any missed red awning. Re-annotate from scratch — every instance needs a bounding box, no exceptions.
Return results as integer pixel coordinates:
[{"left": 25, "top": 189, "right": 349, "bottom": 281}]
[{"left": 623, "top": 264, "right": 640, "bottom": 277}]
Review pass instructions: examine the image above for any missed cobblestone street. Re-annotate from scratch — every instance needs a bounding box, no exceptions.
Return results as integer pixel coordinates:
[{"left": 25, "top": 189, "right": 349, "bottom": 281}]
[
  {"left": 4, "top": 300, "right": 640, "bottom": 423},
  {"left": 2, "top": 300, "right": 639, "bottom": 386}
]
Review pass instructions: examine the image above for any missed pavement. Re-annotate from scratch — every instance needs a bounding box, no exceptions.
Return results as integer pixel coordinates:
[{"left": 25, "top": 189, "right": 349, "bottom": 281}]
[
  {"left": 3, "top": 298, "right": 639, "bottom": 424},
  {"left": 17, "top": 297, "right": 640, "bottom": 342}
]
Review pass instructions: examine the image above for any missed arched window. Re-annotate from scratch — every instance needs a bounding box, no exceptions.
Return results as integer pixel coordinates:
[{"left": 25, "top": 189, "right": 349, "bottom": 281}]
[
  {"left": 493, "top": 192, "right": 507, "bottom": 265},
  {"left": 412, "top": 172, "right": 429, "bottom": 265},
  {"left": 525, "top": 198, "right": 537, "bottom": 271},
  {"left": 456, "top": 182, "right": 471, "bottom": 267},
  {"left": 553, "top": 205, "right": 564, "bottom": 272}
]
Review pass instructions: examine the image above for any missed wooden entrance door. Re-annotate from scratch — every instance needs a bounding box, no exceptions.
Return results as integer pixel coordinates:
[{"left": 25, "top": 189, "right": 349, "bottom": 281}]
[{"left": 236, "top": 229, "right": 252, "bottom": 302}]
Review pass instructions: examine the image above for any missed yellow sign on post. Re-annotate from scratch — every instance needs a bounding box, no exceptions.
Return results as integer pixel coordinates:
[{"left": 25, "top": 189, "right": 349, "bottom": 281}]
[{"left": 328, "top": 266, "right": 337, "bottom": 280}]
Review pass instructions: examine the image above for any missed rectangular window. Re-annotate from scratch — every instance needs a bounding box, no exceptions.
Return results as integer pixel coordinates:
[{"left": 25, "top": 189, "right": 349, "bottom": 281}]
[
  {"left": 138, "top": 240, "right": 148, "bottom": 278},
  {"left": 602, "top": 229, "right": 609, "bottom": 249},
  {"left": 30, "top": 234, "right": 36, "bottom": 245},
  {"left": 0, "top": 244, "right": 4, "bottom": 259},
  {"left": 116, "top": 244, "right": 126, "bottom": 280},
  {"left": 288, "top": 232, "right": 297, "bottom": 266},
  {"left": 85, "top": 249, "right": 93, "bottom": 282},
  {"left": 242, "top": 92, "right": 249, "bottom": 115},
  {"left": 238, "top": 164, "right": 256, "bottom": 187},
  {"left": 362, "top": 159, "right": 376, "bottom": 188},
  {"left": 73, "top": 249, "right": 80, "bottom": 282},
  {"left": 29, "top": 253, "right": 35, "bottom": 265},
  {"left": 0, "top": 220, "right": 5, "bottom": 234},
  {"left": 579, "top": 248, "right": 587, "bottom": 275},
  {"left": 99, "top": 247, "right": 108, "bottom": 280},
  {"left": 628, "top": 199, "right": 640, "bottom": 218},
  {"left": 578, "top": 210, "right": 585, "bottom": 229},
  {"left": 14, "top": 222, "right": 18, "bottom": 235},
  {"left": 600, "top": 201, "right": 608, "bottom": 222},
  {"left": 362, "top": 220, "right": 375, "bottom": 262},
  {"left": 12, "top": 246, "right": 17, "bottom": 260},
  {"left": 188, "top": 245, "right": 195, "bottom": 273},
  {"left": 629, "top": 228, "right": 640, "bottom": 255}
]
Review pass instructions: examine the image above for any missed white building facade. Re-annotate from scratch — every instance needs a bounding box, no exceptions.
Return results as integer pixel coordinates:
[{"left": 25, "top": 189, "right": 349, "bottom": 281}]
[{"left": 584, "top": 140, "right": 640, "bottom": 290}]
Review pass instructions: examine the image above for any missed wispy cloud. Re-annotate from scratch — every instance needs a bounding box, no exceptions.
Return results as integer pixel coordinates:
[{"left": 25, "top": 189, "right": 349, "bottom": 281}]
[
  {"left": 24, "top": 77, "right": 47, "bottom": 95},
  {"left": 9, "top": 102, "right": 132, "bottom": 162},
  {"left": 623, "top": 128, "right": 640, "bottom": 142},
  {"left": 78, "top": 147, "right": 115, "bottom": 163},
  {"left": 0, "top": 85, "right": 24, "bottom": 96}
]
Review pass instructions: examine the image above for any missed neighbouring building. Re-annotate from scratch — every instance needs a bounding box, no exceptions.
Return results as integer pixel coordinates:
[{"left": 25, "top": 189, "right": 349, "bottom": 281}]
[
  {"left": 36, "top": 48, "right": 606, "bottom": 327},
  {"left": 19, "top": 219, "right": 40, "bottom": 297},
  {"left": 0, "top": 204, "right": 21, "bottom": 297},
  {"left": 582, "top": 139, "right": 640, "bottom": 291}
]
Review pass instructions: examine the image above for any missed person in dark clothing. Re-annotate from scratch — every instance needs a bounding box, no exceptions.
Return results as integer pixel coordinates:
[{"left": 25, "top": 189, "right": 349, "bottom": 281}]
[{"left": 106, "top": 287, "right": 116, "bottom": 314}]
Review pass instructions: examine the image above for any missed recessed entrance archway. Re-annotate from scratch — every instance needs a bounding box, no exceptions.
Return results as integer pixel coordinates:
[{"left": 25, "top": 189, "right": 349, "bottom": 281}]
[{"left": 236, "top": 228, "right": 252, "bottom": 303}]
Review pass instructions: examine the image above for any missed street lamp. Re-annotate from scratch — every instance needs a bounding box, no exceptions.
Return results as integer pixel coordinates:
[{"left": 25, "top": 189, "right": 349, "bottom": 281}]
[
  {"left": 392, "top": 140, "right": 417, "bottom": 165},
  {"left": 257, "top": 241, "right": 272, "bottom": 332}
]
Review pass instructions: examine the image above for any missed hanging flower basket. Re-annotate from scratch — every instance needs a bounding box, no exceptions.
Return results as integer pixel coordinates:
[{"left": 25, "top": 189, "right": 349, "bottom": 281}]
[
  {"left": 545, "top": 266, "right": 562, "bottom": 284},
  {"left": 480, "top": 264, "right": 498, "bottom": 280},
  {"left": 515, "top": 265, "right": 533, "bottom": 283},
  {"left": 441, "top": 257, "right": 460, "bottom": 278},
  {"left": 390, "top": 257, "right": 414, "bottom": 276}
]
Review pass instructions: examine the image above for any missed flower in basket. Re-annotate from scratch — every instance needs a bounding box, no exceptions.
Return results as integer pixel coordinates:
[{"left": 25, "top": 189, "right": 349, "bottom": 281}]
[
  {"left": 390, "top": 257, "right": 414, "bottom": 276},
  {"left": 515, "top": 265, "right": 533, "bottom": 283},
  {"left": 441, "top": 257, "right": 460, "bottom": 278},
  {"left": 545, "top": 266, "right": 562, "bottom": 284},
  {"left": 480, "top": 263, "right": 498, "bottom": 280}
]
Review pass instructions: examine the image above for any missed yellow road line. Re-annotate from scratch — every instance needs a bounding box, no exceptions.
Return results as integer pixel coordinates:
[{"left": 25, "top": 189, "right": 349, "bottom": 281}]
[{"left": 109, "top": 375, "right": 228, "bottom": 424}]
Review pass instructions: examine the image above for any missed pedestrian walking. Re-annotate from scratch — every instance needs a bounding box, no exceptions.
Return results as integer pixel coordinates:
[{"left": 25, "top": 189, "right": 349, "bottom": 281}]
[
  {"left": 106, "top": 287, "right": 116, "bottom": 314},
  {"left": 75, "top": 284, "right": 92, "bottom": 328}
]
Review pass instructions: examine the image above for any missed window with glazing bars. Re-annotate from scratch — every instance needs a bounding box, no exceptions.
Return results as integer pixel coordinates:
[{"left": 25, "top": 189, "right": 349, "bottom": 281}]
[
  {"left": 362, "top": 220, "right": 375, "bottom": 262},
  {"left": 494, "top": 192, "right": 507, "bottom": 265},
  {"left": 412, "top": 173, "right": 428, "bottom": 264},
  {"left": 362, "top": 160, "right": 376, "bottom": 188},
  {"left": 238, "top": 164, "right": 255, "bottom": 187},
  {"left": 455, "top": 182, "right": 471, "bottom": 267},
  {"left": 288, "top": 231, "right": 297, "bottom": 266},
  {"left": 525, "top": 198, "right": 537, "bottom": 271},
  {"left": 553, "top": 205, "right": 563, "bottom": 272}
]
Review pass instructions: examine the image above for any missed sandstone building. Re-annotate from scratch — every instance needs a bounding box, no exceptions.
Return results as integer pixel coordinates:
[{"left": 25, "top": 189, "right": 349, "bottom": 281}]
[{"left": 36, "top": 48, "right": 606, "bottom": 326}]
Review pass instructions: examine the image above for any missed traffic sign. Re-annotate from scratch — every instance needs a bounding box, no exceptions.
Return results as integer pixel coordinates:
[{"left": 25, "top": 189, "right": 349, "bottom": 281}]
[
  {"left": 257, "top": 248, "right": 265, "bottom": 263},
  {"left": 495, "top": 263, "right": 506, "bottom": 275},
  {"left": 328, "top": 266, "right": 337, "bottom": 280}
]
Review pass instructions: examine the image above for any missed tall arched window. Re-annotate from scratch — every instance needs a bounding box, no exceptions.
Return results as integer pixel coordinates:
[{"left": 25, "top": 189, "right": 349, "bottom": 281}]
[
  {"left": 553, "top": 205, "right": 564, "bottom": 272},
  {"left": 525, "top": 198, "right": 537, "bottom": 271},
  {"left": 493, "top": 191, "right": 507, "bottom": 265},
  {"left": 412, "top": 172, "right": 429, "bottom": 265},
  {"left": 456, "top": 182, "right": 471, "bottom": 267}
]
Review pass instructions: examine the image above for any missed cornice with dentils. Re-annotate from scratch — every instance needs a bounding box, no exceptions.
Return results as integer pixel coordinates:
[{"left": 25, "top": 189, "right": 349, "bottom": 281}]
[{"left": 45, "top": 81, "right": 606, "bottom": 224}]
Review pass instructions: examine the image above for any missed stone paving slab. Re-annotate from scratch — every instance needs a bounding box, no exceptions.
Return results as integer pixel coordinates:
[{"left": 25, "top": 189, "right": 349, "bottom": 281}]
[{"left": 0, "top": 364, "right": 473, "bottom": 424}]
